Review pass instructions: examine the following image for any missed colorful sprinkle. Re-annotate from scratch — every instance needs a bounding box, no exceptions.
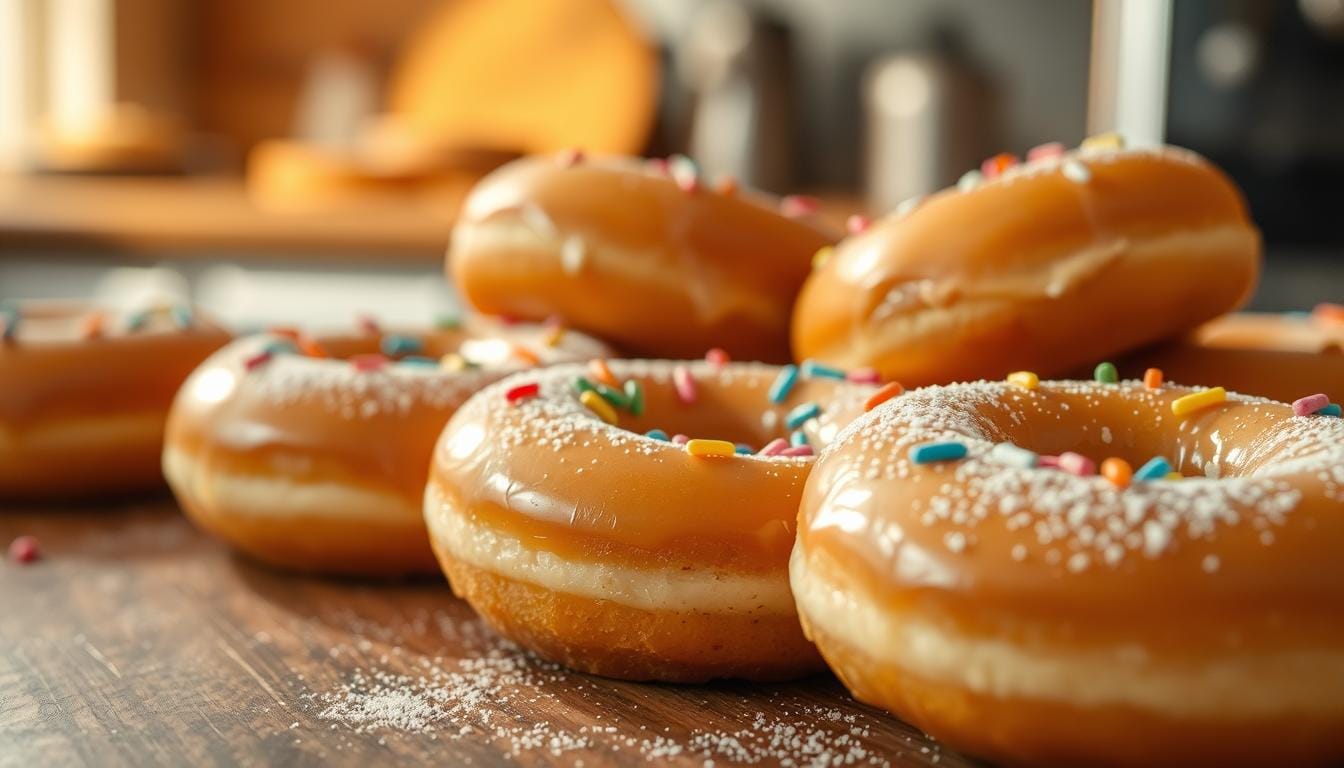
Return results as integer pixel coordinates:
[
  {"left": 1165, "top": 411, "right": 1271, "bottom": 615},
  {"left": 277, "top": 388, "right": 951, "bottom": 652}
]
[
  {"left": 81, "top": 312, "right": 105, "bottom": 339},
  {"left": 264, "top": 339, "right": 297, "bottom": 356},
  {"left": 1062, "top": 160, "right": 1091, "bottom": 183},
  {"left": 735, "top": 444, "right": 754, "bottom": 455},
  {"left": 705, "top": 347, "right": 730, "bottom": 369},
  {"left": 669, "top": 154, "right": 699, "bottom": 192},
  {"left": 381, "top": 335, "right": 423, "bottom": 356},
  {"left": 244, "top": 351, "right": 273, "bottom": 371},
  {"left": 909, "top": 441, "right": 968, "bottom": 464},
  {"left": 579, "top": 390, "right": 617, "bottom": 424},
  {"left": 780, "top": 195, "right": 821, "bottom": 218},
  {"left": 1135, "top": 456, "right": 1173, "bottom": 481},
  {"left": 1293, "top": 393, "right": 1330, "bottom": 416},
  {"left": 350, "top": 354, "right": 388, "bottom": 372},
  {"left": 1171, "top": 387, "right": 1227, "bottom": 417},
  {"left": 8, "top": 535, "right": 40, "bottom": 564},
  {"left": 1038, "top": 455, "right": 1061, "bottom": 468},
  {"left": 435, "top": 314, "right": 461, "bottom": 330},
  {"left": 790, "top": 430, "right": 809, "bottom": 447},
  {"left": 896, "top": 196, "right": 922, "bottom": 216},
  {"left": 981, "top": 152, "right": 1017, "bottom": 178},
  {"left": 1094, "top": 362, "right": 1118, "bottom": 383},
  {"left": 671, "top": 434, "right": 690, "bottom": 445},
  {"left": 1166, "top": 472, "right": 1183, "bottom": 481},
  {"left": 645, "top": 429, "right": 669, "bottom": 441},
  {"left": 440, "top": 354, "right": 468, "bottom": 371},
  {"left": 1006, "top": 371, "right": 1039, "bottom": 390},
  {"left": 686, "top": 439, "right": 735, "bottom": 458},
  {"left": 989, "top": 442, "right": 1038, "bottom": 469},
  {"left": 864, "top": 381, "right": 905, "bottom": 412},
  {"left": 0, "top": 304, "right": 19, "bottom": 340},
  {"left": 299, "top": 337, "right": 328, "bottom": 358},
  {"left": 558, "top": 148, "right": 584, "bottom": 167},
  {"left": 785, "top": 402, "right": 821, "bottom": 430},
  {"left": 542, "top": 323, "right": 566, "bottom": 348},
  {"left": 812, "top": 246, "right": 834, "bottom": 270},
  {"left": 846, "top": 367, "right": 881, "bottom": 384},
  {"left": 588, "top": 359, "right": 618, "bottom": 388},
  {"left": 768, "top": 365, "right": 799, "bottom": 404},
  {"left": 714, "top": 175, "right": 738, "bottom": 196},
  {"left": 1143, "top": 368, "right": 1164, "bottom": 389},
  {"left": 846, "top": 214, "right": 871, "bottom": 234},
  {"left": 356, "top": 314, "right": 380, "bottom": 335},
  {"left": 1026, "top": 142, "right": 1065, "bottom": 162},
  {"left": 1320, "top": 403, "right": 1343, "bottom": 417},
  {"left": 512, "top": 344, "right": 541, "bottom": 367},
  {"left": 572, "top": 376, "right": 597, "bottom": 396},
  {"left": 623, "top": 379, "right": 645, "bottom": 416},
  {"left": 801, "top": 359, "right": 846, "bottom": 380},
  {"left": 125, "top": 309, "right": 150, "bottom": 331},
  {"left": 595, "top": 383, "right": 629, "bottom": 410},
  {"left": 505, "top": 382, "right": 540, "bottom": 404},
  {"left": 1080, "top": 132, "right": 1124, "bottom": 152},
  {"left": 1314, "top": 302, "right": 1344, "bottom": 325},
  {"left": 673, "top": 365, "right": 697, "bottom": 404},
  {"left": 758, "top": 438, "right": 789, "bottom": 456},
  {"left": 1058, "top": 452, "right": 1096, "bottom": 476},
  {"left": 171, "top": 305, "right": 193, "bottom": 328},
  {"left": 399, "top": 356, "right": 438, "bottom": 367},
  {"left": 1101, "top": 457, "right": 1133, "bottom": 488},
  {"left": 957, "top": 169, "right": 983, "bottom": 191},
  {"left": 779, "top": 445, "right": 814, "bottom": 458}
]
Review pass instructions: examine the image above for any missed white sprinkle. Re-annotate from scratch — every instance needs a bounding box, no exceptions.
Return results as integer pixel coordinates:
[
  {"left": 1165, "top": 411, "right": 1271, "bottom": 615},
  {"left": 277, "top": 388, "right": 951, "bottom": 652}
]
[
  {"left": 895, "top": 196, "right": 922, "bottom": 217},
  {"left": 1202, "top": 554, "right": 1221, "bottom": 573},
  {"left": 1010, "top": 544, "right": 1028, "bottom": 561},
  {"left": 1066, "top": 552, "right": 1090, "bottom": 573},
  {"left": 1101, "top": 426, "right": 1112, "bottom": 444},
  {"left": 560, "top": 236, "right": 587, "bottom": 275},
  {"left": 944, "top": 531, "right": 967, "bottom": 553},
  {"left": 957, "top": 170, "right": 982, "bottom": 191}
]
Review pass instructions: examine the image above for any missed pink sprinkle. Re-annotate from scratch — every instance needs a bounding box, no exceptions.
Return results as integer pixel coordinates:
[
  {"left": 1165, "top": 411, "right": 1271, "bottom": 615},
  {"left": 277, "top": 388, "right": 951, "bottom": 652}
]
[
  {"left": 1027, "top": 142, "right": 1066, "bottom": 162},
  {"left": 845, "top": 214, "right": 871, "bottom": 234},
  {"left": 672, "top": 434, "right": 690, "bottom": 445},
  {"left": 350, "top": 354, "right": 388, "bottom": 372},
  {"left": 780, "top": 195, "right": 821, "bottom": 218},
  {"left": 673, "top": 365, "right": 697, "bottom": 404},
  {"left": 778, "top": 445, "right": 815, "bottom": 457},
  {"left": 1038, "top": 455, "right": 1061, "bottom": 468},
  {"left": 355, "top": 314, "right": 380, "bottom": 335},
  {"left": 846, "top": 367, "right": 882, "bottom": 384},
  {"left": 645, "top": 157, "right": 669, "bottom": 175},
  {"left": 244, "top": 351, "right": 273, "bottom": 371},
  {"left": 558, "top": 148, "right": 584, "bottom": 167},
  {"left": 8, "top": 535, "right": 40, "bottom": 563},
  {"left": 1058, "top": 451, "right": 1096, "bottom": 476},
  {"left": 705, "top": 347, "right": 730, "bottom": 369},
  {"left": 758, "top": 438, "right": 789, "bottom": 456},
  {"left": 1293, "top": 393, "right": 1330, "bottom": 416}
]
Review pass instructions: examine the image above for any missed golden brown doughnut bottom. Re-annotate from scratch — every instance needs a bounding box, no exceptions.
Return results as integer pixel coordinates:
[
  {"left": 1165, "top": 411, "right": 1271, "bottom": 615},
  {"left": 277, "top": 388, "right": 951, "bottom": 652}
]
[{"left": 431, "top": 539, "right": 824, "bottom": 683}]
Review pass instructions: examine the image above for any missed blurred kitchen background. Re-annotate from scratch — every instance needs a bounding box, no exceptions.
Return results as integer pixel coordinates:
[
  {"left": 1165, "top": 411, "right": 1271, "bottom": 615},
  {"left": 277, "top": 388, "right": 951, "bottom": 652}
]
[{"left": 0, "top": 0, "right": 1339, "bottom": 328}]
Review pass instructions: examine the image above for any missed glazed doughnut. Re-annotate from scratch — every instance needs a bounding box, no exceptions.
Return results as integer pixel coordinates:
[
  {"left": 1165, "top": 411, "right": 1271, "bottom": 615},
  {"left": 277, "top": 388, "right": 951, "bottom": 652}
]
[
  {"left": 1117, "top": 307, "right": 1344, "bottom": 404},
  {"left": 792, "top": 376, "right": 1344, "bottom": 767},
  {"left": 449, "top": 153, "right": 839, "bottom": 362},
  {"left": 163, "top": 317, "right": 607, "bottom": 576},
  {"left": 425, "top": 358, "right": 875, "bottom": 681},
  {"left": 0, "top": 301, "right": 229, "bottom": 500},
  {"left": 792, "top": 139, "right": 1261, "bottom": 386}
]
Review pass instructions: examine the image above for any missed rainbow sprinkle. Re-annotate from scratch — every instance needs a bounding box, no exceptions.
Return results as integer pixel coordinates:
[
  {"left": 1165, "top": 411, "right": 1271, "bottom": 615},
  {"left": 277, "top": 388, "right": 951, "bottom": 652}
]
[
  {"left": 645, "top": 429, "right": 669, "bottom": 441},
  {"left": 1320, "top": 403, "right": 1342, "bottom": 417},
  {"left": 672, "top": 365, "right": 697, "bottom": 404},
  {"left": 846, "top": 367, "right": 881, "bottom": 384},
  {"left": 356, "top": 314, "right": 380, "bottom": 335},
  {"left": 589, "top": 359, "right": 618, "bottom": 388},
  {"left": 0, "top": 304, "right": 20, "bottom": 340},
  {"left": 910, "top": 441, "right": 968, "bottom": 464},
  {"left": 595, "top": 383, "right": 629, "bottom": 410},
  {"left": 1144, "top": 368, "right": 1164, "bottom": 389},
  {"left": 1093, "top": 362, "right": 1118, "bottom": 383},
  {"left": 1006, "top": 371, "right": 1039, "bottom": 390},
  {"left": 435, "top": 314, "right": 461, "bottom": 330},
  {"left": 243, "top": 350, "right": 273, "bottom": 371},
  {"left": 790, "top": 430, "right": 809, "bottom": 447},
  {"left": 1058, "top": 452, "right": 1096, "bottom": 477},
  {"left": 671, "top": 434, "right": 690, "bottom": 445},
  {"left": 686, "top": 439, "right": 734, "bottom": 458},
  {"left": 1134, "top": 456, "right": 1173, "bottom": 481},
  {"left": 579, "top": 390, "right": 617, "bottom": 424},
  {"left": 350, "top": 354, "right": 388, "bottom": 372},
  {"left": 171, "top": 305, "right": 193, "bottom": 329},
  {"left": 864, "top": 381, "right": 905, "bottom": 412},
  {"left": 989, "top": 442, "right": 1038, "bottom": 468},
  {"left": 785, "top": 402, "right": 821, "bottom": 430},
  {"left": 1171, "top": 387, "right": 1227, "bottom": 417},
  {"left": 768, "top": 365, "right": 799, "bottom": 404},
  {"left": 846, "top": 214, "right": 871, "bottom": 235},
  {"left": 1101, "top": 457, "right": 1132, "bottom": 488},
  {"left": 779, "top": 445, "right": 814, "bottom": 457},
  {"left": 1027, "top": 142, "right": 1065, "bottom": 162},
  {"left": 758, "top": 438, "right": 789, "bottom": 456},
  {"left": 812, "top": 246, "right": 834, "bottom": 270},
  {"left": 735, "top": 444, "right": 754, "bottom": 455},
  {"left": 801, "top": 359, "right": 846, "bottom": 380},
  {"left": 399, "top": 356, "right": 438, "bottom": 367},
  {"left": 780, "top": 195, "right": 821, "bottom": 218},
  {"left": 624, "top": 380, "right": 645, "bottom": 416},
  {"left": 704, "top": 348, "right": 730, "bottom": 368},
  {"left": 1081, "top": 132, "right": 1125, "bottom": 152},
  {"left": 505, "top": 382, "right": 540, "bottom": 404},
  {"left": 381, "top": 335, "right": 423, "bottom": 356},
  {"left": 125, "top": 309, "right": 150, "bottom": 332},
  {"left": 1293, "top": 393, "right": 1329, "bottom": 416}
]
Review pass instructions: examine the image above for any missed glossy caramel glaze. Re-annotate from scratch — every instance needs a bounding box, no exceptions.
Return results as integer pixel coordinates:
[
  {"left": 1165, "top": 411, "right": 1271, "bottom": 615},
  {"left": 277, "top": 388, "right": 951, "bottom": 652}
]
[
  {"left": 164, "top": 318, "right": 607, "bottom": 574},
  {"left": 0, "top": 301, "right": 230, "bottom": 499},
  {"left": 792, "top": 146, "right": 1261, "bottom": 385},
  {"left": 449, "top": 154, "right": 839, "bottom": 362},
  {"left": 1117, "top": 312, "right": 1344, "bottom": 403},
  {"left": 429, "top": 360, "right": 873, "bottom": 572}
]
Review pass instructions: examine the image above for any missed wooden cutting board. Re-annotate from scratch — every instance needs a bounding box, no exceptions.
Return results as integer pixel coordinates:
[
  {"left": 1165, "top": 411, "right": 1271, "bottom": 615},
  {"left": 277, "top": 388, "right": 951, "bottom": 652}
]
[{"left": 0, "top": 502, "right": 971, "bottom": 767}]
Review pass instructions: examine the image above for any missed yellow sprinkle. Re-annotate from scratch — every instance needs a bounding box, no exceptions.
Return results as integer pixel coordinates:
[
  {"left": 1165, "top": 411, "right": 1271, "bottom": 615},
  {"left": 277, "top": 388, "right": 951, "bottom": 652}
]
[
  {"left": 1171, "top": 387, "right": 1227, "bottom": 417},
  {"left": 440, "top": 353, "right": 467, "bottom": 372},
  {"left": 1081, "top": 131, "right": 1125, "bottom": 152},
  {"left": 1006, "top": 371, "right": 1039, "bottom": 390},
  {"left": 579, "top": 390, "right": 617, "bottom": 424},
  {"left": 542, "top": 325, "right": 566, "bottom": 348},
  {"left": 1166, "top": 472, "right": 1182, "bottom": 481},
  {"left": 686, "top": 439, "right": 735, "bottom": 458},
  {"left": 812, "top": 246, "right": 834, "bottom": 270}
]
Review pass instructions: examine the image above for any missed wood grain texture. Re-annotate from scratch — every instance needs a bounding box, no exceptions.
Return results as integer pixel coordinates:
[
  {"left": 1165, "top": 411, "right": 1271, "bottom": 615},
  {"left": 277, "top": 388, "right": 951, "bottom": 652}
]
[{"left": 0, "top": 502, "right": 972, "bottom": 767}]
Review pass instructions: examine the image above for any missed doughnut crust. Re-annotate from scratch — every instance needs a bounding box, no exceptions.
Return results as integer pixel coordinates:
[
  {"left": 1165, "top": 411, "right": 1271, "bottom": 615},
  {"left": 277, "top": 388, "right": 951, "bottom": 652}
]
[
  {"left": 425, "top": 360, "right": 872, "bottom": 681},
  {"left": 449, "top": 154, "right": 838, "bottom": 362},
  {"left": 791, "top": 146, "right": 1261, "bottom": 386},
  {"left": 164, "top": 321, "right": 606, "bottom": 576},
  {"left": 0, "top": 302, "right": 229, "bottom": 500},
  {"left": 792, "top": 379, "right": 1344, "bottom": 767}
]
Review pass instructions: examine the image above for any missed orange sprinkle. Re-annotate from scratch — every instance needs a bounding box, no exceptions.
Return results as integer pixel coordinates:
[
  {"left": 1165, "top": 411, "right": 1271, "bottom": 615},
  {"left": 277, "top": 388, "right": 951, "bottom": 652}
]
[
  {"left": 1101, "top": 457, "right": 1133, "bottom": 488},
  {"left": 513, "top": 344, "right": 541, "bottom": 367},
  {"left": 864, "top": 381, "right": 906, "bottom": 412},
  {"left": 269, "top": 326, "right": 302, "bottom": 341},
  {"left": 1313, "top": 303, "right": 1344, "bottom": 325},
  {"left": 981, "top": 152, "right": 1018, "bottom": 179},
  {"left": 81, "top": 312, "right": 105, "bottom": 339},
  {"left": 298, "top": 336, "right": 328, "bottom": 358},
  {"left": 714, "top": 175, "right": 738, "bottom": 196},
  {"left": 1143, "top": 367, "right": 1163, "bottom": 389},
  {"left": 588, "top": 358, "right": 618, "bottom": 388}
]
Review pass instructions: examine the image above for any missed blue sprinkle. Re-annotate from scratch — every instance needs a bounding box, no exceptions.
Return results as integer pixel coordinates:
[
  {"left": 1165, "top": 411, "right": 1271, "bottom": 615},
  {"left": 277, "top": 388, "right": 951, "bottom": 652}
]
[
  {"left": 768, "top": 365, "right": 799, "bottom": 404},
  {"left": 171, "top": 305, "right": 194, "bottom": 328},
  {"left": 785, "top": 402, "right": 821, "bottom": 430},
  {"left": 801, "top": 359, "right": 847, "bottom": 380},
  {"left": 1134, "top": 456, "right": 1172, "bottom": 481},
  {"left": 125, "top": 310, "right": 150, "bottom": 331},
  {"left": 264, "top": 339, "right": 298, "bottom": 355},
  {"left": 0, "top": 303, "right": 18, "bottom": 340},
  {"left": 645, "top": 429, "right": 669, "bottom": 441},
  {"left": 399, "top": 355, "right": 439, "bottom": 367},
  {"left": 1319, "top": 403, "right": 1342, "bottom": 417},
  {"left": 909, "top": 441, "right": 968, "bottom": 464},
  {"left": 790, "top": 430, "right": 809, "bottom": 447},
  {"left": 734, "top": 444, "right": 754, "bottom": 455},
  {"left": 381, "top": 335, "right": 424, "bottom": 356},
  {"left": 1284, "top": 310, "right": 1311, "bottom": 319}
]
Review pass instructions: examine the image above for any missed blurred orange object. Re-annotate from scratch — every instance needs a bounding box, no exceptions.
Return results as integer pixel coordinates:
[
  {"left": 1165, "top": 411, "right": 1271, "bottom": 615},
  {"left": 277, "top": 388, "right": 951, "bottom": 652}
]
[{"left": 389, "top": 0, "right": 658, "bottom": 155}]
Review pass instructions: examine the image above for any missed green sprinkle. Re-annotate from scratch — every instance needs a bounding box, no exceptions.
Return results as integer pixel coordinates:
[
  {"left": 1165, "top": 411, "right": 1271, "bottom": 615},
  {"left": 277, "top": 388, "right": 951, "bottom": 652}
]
[
  {"left": 624, "top": 379, "right": 644, "bottom": 416},
  {"left": 1094, "top": 362, "right": 1118, "bottom": 383}
]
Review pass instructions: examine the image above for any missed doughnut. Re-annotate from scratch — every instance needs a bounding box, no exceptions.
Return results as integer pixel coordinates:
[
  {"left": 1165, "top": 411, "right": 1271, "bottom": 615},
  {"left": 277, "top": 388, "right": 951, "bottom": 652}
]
[
  {"left": 1117, "top": 307, "right": 1344, "bottom": 404},
  {"left": 0, "top": 301, "right": 229, "bottom": 500},
  {"left": 163, "top": 317, "right": 607, "bottom": 576},
  {"left": 448, "top": 153, "right": 839, "bottom": 362},
  {"left": 791, "top": 138, "right": 1261, "bottom": 386},
  {"left": 424, "top": 358, "right": 876, "bottom": 681},
  {"left": 792, "top": 375, "right": 1344, "bottom": 767}
]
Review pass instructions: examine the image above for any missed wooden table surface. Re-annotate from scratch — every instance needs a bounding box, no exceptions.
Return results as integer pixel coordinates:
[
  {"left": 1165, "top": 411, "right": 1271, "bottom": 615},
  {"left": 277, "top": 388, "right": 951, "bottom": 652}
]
[{"left": 0, "top": 501, "right": 972, "bottom": 768}]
